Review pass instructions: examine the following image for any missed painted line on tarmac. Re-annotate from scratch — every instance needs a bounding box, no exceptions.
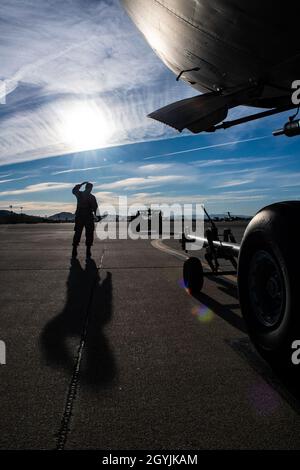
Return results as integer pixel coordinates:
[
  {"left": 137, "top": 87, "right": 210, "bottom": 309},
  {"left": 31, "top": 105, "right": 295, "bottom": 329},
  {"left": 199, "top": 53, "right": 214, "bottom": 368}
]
[{"left": 151, "top": 239, "right": 188, "bottom": 261}]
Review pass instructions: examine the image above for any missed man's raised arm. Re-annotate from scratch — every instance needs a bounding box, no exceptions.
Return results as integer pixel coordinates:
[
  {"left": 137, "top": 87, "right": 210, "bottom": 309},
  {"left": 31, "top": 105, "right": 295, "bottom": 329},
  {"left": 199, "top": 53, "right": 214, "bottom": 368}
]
[{"left": 72, "top": 181, "right": 88, "bottom": 196}]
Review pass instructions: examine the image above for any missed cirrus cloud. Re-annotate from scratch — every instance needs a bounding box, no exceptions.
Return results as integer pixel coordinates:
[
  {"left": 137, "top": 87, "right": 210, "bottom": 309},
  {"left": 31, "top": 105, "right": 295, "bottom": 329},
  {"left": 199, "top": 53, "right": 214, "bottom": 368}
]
[{"left": 0, "top": 181, "right": 73, "bottom": 197}]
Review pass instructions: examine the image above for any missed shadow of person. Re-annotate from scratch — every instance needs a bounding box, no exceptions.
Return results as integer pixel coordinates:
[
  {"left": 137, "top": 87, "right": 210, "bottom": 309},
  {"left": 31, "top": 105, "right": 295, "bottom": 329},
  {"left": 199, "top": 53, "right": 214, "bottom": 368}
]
[
  {"left": 40, "top": 258, "right": 116, "bottom": 389},
  {"left": 82, "top": 269, "right": 115, "bottom": 389}
]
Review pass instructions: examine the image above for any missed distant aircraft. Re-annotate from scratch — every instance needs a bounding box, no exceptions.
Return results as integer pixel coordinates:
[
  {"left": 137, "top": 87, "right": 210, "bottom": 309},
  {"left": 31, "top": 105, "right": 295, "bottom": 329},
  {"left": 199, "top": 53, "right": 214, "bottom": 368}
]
[
  {"left": 122, "top": 0, "right": 300, "bottom": 368},
  {"left": 122, "top": 0, "right": 300, "bottom": 137}
]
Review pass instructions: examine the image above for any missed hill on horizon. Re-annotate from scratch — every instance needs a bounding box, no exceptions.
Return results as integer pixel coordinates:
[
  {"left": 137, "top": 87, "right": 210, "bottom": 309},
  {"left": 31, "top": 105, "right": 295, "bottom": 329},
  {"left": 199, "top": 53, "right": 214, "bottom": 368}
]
[{"left": 48, "top": 212, "right": 75, "bottom": 222}]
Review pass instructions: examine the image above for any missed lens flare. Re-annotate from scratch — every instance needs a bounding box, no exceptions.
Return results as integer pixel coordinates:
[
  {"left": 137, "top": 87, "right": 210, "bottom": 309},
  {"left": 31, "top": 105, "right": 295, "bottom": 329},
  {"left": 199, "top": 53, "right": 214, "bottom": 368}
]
[
  {"left": 178, "top": 278, "right": 214, "bottom": 323},
  {"left": 178, "top": 278, "right": 190, "bottom": 295},
  {"left": 191, "top": 305, "right": 214, "bottom": 323},
  {"left": 178, "top": 278, "right": 187, "bottom": 289}
]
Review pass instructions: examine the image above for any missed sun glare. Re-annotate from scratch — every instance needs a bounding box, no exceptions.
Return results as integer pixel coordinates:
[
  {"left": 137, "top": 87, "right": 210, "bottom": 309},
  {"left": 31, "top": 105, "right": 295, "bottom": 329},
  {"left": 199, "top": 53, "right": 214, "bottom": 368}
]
[{"left": 61, "top": 102, "right": 113, "bottom": 152}]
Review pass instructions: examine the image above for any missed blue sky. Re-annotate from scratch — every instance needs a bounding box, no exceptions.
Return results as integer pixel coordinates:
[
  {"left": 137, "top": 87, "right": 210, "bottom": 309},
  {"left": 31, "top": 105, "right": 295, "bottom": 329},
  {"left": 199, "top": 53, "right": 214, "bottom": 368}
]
[{"left": 0, "top": 0, "right": 299, "bottom": 216}]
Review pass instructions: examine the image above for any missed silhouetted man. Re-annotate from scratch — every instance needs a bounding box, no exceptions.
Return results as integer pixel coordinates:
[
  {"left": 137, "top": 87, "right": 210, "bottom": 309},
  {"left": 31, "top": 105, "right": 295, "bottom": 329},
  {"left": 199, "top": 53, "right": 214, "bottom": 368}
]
[{"left": 72, "top": 181, "right": 98, "bottom": 259}]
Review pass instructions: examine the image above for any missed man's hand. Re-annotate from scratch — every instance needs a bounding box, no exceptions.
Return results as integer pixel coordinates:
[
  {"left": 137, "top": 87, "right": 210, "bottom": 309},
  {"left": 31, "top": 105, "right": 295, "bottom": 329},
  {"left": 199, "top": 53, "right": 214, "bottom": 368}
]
[{"left": 96, "top": 215, "right": 106, "bottom": 222}]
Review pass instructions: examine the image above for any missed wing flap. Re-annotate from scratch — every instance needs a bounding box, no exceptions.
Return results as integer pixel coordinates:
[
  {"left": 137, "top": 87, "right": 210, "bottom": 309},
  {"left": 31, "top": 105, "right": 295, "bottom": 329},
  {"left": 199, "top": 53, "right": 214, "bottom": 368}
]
[{"left": 148, "top": 87, "right": 258, "bottom": 133}]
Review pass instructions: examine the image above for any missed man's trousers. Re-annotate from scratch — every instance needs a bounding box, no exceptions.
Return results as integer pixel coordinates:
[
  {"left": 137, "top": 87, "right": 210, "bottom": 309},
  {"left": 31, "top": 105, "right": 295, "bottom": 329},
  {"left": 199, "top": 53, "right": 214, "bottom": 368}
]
[{"left": 73, "top": 214, "right": 95, "bottom": 247}]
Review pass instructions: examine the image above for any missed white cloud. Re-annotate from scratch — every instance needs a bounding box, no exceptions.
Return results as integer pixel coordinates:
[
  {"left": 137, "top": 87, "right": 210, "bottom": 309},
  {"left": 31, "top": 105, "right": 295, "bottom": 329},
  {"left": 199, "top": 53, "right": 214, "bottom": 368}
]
[
  {"left": 0, "top": 200, "right": 74, "bottom": 215},
  {"left": 132, "top": 192, "right": 162, "bottom": 197},
  {"left": 137, "top": 164, "right": 173, "bottom": 172},
  {"left": 213, "top": 180, "right": 254, "bottom": 189},
  {"left": 94, "top": 191, "right": 266, "bottom": 207},
  {"left": 96, "top": 175, "right": 183, "bottom": 190},
  {"left": 0, "top": 181, "right": 73, "bottom": 197},
  {"left": 0, "top": 0, "right": 196, "bottom": 165},
  {"left": 0, "top": 175, "right": 29, "bottom": 184},
  {"left": 0, "top": 173, "right": 12, "bottom": 178},
  {"left": 192, "top": 154, "right": 288, "bottom": 168},
  {"left": 143, "top": 136, "right": 270, "bottom": 160},
  {"left": 51, "top": 165, "right": 110, "bottom": 175}
]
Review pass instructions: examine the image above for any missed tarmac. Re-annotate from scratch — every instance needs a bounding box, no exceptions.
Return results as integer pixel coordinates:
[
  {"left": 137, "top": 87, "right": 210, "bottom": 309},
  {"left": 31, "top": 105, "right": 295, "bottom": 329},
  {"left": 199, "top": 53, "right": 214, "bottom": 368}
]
[{"left": 0, "top": 222, "right": 300, "bottom": 450}]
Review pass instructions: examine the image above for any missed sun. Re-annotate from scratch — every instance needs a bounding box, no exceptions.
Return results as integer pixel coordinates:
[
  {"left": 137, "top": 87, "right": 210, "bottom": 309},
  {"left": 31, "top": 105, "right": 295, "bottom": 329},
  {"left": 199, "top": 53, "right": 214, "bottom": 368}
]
[{"left": 61, "top": 102, "right": 113, "bottom": 152}]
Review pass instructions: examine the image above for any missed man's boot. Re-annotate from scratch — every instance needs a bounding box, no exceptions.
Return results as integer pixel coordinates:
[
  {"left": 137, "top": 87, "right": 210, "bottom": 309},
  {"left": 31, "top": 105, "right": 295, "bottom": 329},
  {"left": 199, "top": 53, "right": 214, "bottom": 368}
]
[
  {"left": 72, "top": 245, "right": 78, "bottom": 258},
  {"left": 86, "top": 246, "right": 92, "bottom": 259}
]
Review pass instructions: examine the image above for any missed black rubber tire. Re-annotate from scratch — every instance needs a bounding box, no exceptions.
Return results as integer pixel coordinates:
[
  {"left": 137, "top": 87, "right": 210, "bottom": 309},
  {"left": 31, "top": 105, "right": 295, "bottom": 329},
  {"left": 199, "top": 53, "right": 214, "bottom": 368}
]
[
  {"left": 238, "top": 201, "right": 300, "bottom": 367},
  {"left": 183, "top": 257, "right": 204, "bottom": 295}
]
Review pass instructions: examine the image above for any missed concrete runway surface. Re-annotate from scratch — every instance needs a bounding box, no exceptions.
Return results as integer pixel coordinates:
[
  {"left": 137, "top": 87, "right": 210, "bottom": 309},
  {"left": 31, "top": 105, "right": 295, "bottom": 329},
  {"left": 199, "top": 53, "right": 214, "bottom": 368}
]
[{"left": 0, "top": 223, "right": 300, "bottom": 450}]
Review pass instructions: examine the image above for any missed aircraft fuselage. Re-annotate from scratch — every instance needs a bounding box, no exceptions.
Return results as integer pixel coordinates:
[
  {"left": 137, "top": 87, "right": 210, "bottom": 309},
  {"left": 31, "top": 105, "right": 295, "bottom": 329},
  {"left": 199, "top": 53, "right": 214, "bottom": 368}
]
[{"left": 122, "top": 0, "right": 300, "bottom": 108}]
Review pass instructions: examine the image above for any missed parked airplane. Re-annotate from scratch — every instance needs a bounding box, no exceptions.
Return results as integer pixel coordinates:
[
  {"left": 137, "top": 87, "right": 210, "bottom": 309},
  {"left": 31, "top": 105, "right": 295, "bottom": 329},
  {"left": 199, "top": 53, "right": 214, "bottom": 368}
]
[{"left": 122, "top": 0, "right": 300, "bottom": 368}]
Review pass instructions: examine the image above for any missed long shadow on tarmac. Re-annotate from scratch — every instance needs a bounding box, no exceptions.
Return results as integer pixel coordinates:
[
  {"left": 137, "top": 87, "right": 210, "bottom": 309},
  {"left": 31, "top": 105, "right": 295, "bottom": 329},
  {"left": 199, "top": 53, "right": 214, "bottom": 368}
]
[
  {"left": 193, "top": 278, "right": 300, "bottom": 410},
  {"left": 191, "top": 272, "right": 300, "bottom": 410},
  {"left": 40, "top": 258, "right": 116, "bottom": 389},
  {"left": 192, "top": 274, "right": 246, "bottom": 334},
  {"left": 230, "top": 337, "right": 300, "bottom": 414}
]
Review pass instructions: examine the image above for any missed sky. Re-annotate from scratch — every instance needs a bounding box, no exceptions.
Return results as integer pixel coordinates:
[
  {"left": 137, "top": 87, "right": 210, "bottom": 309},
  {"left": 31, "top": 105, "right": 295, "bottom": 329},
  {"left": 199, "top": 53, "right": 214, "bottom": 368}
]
[{"left": 0, "top": 0, "right": 299, "bottom": 217}]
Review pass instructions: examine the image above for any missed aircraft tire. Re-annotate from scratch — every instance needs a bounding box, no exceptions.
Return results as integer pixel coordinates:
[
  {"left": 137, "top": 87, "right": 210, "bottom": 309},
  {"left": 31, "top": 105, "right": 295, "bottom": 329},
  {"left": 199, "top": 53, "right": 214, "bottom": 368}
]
[
  {"left": 238, "top": 201, "right": 300, "bottom": 368},
  {"left": 183, "top": 257, "right": 204, "bottom": 296}
]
